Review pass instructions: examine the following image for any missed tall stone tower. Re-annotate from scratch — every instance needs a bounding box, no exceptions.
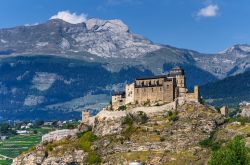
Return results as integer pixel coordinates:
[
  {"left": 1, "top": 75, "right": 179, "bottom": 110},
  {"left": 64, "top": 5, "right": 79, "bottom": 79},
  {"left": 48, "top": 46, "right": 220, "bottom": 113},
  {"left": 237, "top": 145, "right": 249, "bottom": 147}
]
[
  {"left": 194, "top": 85, "right": 200, "bottom": 103},
  {"left": 169, "top": 67, "right": 186, "bottom": 97},
  {"left": 82, "top": 110, "right": 90, "bottom": 124},
  {"left": 176, "top": 75, "right": 185, "bottom": 88}
]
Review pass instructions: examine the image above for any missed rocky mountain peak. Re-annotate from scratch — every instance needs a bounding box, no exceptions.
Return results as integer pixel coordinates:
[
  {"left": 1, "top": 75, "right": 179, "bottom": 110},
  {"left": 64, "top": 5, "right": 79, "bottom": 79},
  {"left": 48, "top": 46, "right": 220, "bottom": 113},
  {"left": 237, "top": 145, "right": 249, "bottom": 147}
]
[
  {"left": 86, "top": 18, "right": 129, "bottom": 33},
  {"left": 220, "top": 44, "right": 250, "bottom": 55},
  {"left": 0, "top": 17, "right": 160, "bottom": 58}
]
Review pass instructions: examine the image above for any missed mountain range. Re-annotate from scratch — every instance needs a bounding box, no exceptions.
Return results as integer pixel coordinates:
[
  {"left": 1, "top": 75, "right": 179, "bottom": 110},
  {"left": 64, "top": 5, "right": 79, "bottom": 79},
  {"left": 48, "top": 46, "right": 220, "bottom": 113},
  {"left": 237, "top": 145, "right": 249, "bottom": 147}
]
[{"left": 0, "top": 18, "right": 249, "bottom": 120}]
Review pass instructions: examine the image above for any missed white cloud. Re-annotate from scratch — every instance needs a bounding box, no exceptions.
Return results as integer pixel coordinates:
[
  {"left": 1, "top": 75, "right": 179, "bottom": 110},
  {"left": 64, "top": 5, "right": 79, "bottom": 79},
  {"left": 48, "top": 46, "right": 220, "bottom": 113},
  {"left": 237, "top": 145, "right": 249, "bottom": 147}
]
[
  {"left": 50, "top": 11, "right": 87, "bottom": 24},
  {"left": 197, "top": 4, "right": 219, "bottom": 17}
]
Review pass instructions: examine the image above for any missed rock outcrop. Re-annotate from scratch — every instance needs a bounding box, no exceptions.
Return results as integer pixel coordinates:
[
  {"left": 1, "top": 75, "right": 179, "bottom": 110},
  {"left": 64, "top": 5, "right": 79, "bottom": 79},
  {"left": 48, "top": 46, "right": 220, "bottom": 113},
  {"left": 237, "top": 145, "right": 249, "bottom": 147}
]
[
  {"left": 12, "top": 103, "right": 225, "bottom": 165},
  {"left": 12, "top": 145, "right": 87, "bottom": 165}
]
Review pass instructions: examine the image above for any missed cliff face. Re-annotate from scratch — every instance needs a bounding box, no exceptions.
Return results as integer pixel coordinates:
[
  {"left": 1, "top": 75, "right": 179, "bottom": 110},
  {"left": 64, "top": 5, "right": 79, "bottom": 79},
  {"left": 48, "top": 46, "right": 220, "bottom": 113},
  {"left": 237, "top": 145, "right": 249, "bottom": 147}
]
[{"left": 12, "top": 103, "right": 225, "bottom": 165}]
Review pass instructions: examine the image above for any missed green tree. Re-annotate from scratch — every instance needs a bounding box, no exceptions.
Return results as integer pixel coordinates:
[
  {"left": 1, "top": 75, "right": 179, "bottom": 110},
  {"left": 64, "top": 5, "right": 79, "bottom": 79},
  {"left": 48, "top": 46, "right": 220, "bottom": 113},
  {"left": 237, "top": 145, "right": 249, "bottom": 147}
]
[{"left": 208, "top": 136, "right": 250, "bottom": 165}]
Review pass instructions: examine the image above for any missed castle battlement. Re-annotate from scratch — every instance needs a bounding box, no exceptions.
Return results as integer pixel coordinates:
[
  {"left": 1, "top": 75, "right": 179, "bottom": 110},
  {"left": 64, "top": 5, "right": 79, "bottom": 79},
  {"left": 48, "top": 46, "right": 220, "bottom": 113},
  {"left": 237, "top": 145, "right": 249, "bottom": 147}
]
[{"left": 111, "top": 67, "right": 200, "bottom": 110}]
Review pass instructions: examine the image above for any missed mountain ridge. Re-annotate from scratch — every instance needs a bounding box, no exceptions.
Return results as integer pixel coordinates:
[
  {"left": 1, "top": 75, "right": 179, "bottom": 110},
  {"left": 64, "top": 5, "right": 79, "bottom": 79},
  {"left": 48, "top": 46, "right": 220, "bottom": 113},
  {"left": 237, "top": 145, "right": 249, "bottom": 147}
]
[{"left": 0, "top": 18, "right": 250, "bottom": 120}]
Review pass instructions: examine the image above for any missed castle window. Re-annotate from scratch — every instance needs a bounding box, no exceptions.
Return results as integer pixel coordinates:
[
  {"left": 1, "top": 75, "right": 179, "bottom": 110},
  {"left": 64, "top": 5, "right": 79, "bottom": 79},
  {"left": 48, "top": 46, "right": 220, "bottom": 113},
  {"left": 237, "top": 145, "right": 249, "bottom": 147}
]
[
  {"left": 160, "top": 88, "right": 162, "bottom": 91},
  {"left": 137, "top": 89, "right": 139, "bottom": 93},
  {"left": 144, "top": 88, "right": 146, "bottom": 92},
  {"left": 152, "top": 88, "right": 153, "bottom": 92}
]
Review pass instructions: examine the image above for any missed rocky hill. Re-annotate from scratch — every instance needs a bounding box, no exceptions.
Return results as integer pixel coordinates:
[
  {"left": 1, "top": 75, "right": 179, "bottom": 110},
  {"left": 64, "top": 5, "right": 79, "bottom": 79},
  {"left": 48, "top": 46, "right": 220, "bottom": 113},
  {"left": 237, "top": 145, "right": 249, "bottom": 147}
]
[{"left": 12, "top": 102, "right": 227, "bottom": 164}]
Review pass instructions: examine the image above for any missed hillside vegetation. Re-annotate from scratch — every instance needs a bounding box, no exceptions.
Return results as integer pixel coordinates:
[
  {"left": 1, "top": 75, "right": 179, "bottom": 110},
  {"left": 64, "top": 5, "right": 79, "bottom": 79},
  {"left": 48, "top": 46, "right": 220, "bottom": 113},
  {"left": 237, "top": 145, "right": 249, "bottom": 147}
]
[{"left": 201, "top": 71, "right": 250, "bottom": 106}]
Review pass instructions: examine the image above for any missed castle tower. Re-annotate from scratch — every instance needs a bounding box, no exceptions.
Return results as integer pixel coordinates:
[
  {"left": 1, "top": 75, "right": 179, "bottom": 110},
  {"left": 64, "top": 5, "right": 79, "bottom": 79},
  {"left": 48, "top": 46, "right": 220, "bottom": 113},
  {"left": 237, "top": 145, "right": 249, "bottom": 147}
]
[
  {"left": 82, "top": 110, "right": 90, "bottom": 124},
  {"left": 194, "top": 85, "right": 200, "bottom": 103},
  {"left": 125, "top": 83, "right": 135, "bottom": 104},
  {"left": 176, "top": 75, "right": 185, "bottom": 88},
  {"left": 220, "top": 106, "right": 229, "bottom": 116},
  {"left": 168, "top": 66, "right": 187, "bottom": 97}
]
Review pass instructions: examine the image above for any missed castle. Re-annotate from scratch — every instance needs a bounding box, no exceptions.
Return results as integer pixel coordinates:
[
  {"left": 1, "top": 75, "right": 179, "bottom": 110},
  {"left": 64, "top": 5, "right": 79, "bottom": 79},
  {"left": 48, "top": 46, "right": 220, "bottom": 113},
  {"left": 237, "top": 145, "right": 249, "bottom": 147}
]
[{"left": 112, "top": 67, "right": 200, "bottom": 110}]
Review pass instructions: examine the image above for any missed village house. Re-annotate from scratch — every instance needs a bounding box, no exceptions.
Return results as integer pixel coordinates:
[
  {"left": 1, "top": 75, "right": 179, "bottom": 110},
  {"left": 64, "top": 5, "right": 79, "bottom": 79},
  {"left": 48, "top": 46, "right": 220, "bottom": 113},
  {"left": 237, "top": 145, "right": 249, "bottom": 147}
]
[{"left": 112, "top": 66, "right": 200, "bottom": 110}]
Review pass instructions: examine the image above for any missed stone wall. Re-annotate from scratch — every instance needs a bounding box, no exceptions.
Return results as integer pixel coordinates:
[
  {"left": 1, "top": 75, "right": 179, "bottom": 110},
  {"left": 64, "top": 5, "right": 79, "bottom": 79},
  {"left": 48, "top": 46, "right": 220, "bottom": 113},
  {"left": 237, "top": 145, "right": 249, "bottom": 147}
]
[
  {"left": 112, "top": 95, "right": 126, "bottom": 110},
  {"left": 134, "top": 86, "right": 164, "bottom": 104},
  {"left": 163, "top": 79, "right": 175, "bottom": 103},
  {"left": 183, "top": 86, "right": 200, "bottom": 103},
  {"left": 125, "top": 83, "right": 134, "bottom": 104},
  {"left": 42, "top": 129, "right": 79, "bottom": 142},
  {"left": 133, "top": 78, "right": 175, "bottom": 104}
]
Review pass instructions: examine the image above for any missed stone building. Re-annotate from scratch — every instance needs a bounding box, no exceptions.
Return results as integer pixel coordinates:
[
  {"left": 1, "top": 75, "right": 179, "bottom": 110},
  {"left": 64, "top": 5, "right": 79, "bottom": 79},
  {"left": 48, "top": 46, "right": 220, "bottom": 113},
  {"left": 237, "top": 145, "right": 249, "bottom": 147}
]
[
  {"left": 112, "top": 67, "right": 200, "bottom": 110},
  {"left": 220, "top": 106, "right": 229, "bottom": 116},
  {"left": 82, "top": 110, "right": 90, "bottom": 124}
]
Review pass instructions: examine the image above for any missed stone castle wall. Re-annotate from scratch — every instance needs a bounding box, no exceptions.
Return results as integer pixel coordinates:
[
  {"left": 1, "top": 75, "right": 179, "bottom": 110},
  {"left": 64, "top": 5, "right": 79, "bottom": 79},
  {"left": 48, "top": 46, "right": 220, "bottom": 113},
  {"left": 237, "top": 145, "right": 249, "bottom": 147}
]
[
  {"left": 134, "top": 86, "right": 164, "bottom": 104},
  {"left": 111, "top": 67, "right": 200, "bottom": 110},
  {"left": 125, "top": 83, "right": 134, "bottom": 104}
]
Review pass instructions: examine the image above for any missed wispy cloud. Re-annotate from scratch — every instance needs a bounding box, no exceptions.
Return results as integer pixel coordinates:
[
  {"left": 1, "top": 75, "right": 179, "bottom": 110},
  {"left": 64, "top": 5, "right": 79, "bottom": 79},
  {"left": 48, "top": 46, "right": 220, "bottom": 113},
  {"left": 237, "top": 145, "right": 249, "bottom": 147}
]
[
  {"left": 50, "top": 11, "right": 87, "bottom": 24},
  {"left": 197, "top": 4, "right": 219, "bottom": 17}
]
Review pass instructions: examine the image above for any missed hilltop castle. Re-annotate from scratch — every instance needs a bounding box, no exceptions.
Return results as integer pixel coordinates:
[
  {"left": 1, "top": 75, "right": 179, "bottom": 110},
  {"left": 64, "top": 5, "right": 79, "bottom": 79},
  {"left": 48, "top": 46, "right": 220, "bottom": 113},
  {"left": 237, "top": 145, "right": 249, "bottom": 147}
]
[{"left": 112, "top": 67, "right": 200, "bottom": 110}]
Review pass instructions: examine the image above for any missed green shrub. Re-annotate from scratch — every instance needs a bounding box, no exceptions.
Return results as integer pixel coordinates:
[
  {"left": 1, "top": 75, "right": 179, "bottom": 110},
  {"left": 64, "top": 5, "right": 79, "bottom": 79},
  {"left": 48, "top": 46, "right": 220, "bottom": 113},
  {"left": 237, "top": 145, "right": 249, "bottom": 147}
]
[
  {"left": 77, "top": 131, "right": 102, "bottom": 164},
  {"left": 199, "top": 138, "right": 221, "bottom": 151},
  {"left": 118, "top": 105, "right": 127, "bottom": 111},
  {"left": 78, "top": 131, "right": 97, "bottom": 152},
  {"left": 167, "top": 111, "right": 178, "bottom": 122},
  {"left": 208, "top": 136, "right": 250, "bottom": 165},
  {"left": 123, "top": 115, "right": 133, "bottom": 126},
  {"left": 87, "top": 152, "right": 102, "bottom": 164}
]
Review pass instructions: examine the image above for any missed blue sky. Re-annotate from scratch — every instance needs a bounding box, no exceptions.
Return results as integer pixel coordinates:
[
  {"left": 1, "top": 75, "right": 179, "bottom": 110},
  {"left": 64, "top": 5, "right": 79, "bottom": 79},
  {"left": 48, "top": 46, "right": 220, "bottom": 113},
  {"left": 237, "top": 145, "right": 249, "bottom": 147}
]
[{"left": 0, "top": 0, "right": 250, "bottom": 53}]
